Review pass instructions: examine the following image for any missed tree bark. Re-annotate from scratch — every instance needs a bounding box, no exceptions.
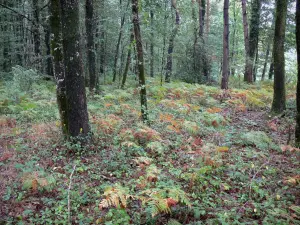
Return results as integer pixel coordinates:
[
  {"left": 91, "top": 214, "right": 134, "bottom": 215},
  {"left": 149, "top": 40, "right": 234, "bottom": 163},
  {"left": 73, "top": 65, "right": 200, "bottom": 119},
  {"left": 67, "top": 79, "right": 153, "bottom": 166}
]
[
  {"left": 295, "top": 0, "right": 300, "bottom": 146},
  {"left": 221, "top": 0, "right": 229, "bottom": 89},
  {"left": 121, "top": 31, "right": 134, "bottom": 89},
  {"left": 86, "top": 0, "right": 96, "bottom": 91},
  {"left": 33, "top": 0, "right": 41, "bottom": 70},
  {"left": 241, "top": 0, "right": 252, "bottom": 83},
  {"left": 112, "top": 0, "right": 129, "bottom": 82},
  {"left": 132, "top": 0, "right": 149, "bottom": 124},
  {"left": 150, "top": 7, "right": 154, "bottom": 77},
  {"left": 50, "top": 0, "right": 67, "bottom": 135},
  {"left": 249, "top": 0, "right": 261, "bottom": 81},
  {"left": 261, "top": 39, "right": 271, "bottom": 81},
  {"left": 230, "top": 0, "right": 237, "bottom": 76},
  {"left": 60, "top": 0, "right": 90, "bottom": 139},
  {"left": 165, "top": 0, "right": 180, "bottom": 83},
  {"left": 45, "top": 23, "right": 53, "bottom": 76},
  {"left": 271, "top": 0, "right": 287, "bottom": 113}
]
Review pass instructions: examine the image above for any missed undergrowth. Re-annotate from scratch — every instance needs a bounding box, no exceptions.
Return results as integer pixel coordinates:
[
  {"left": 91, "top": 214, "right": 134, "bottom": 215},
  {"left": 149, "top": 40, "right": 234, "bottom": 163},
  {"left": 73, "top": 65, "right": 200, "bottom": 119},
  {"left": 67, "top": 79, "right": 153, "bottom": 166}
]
[{"left": 0, "top": 76, "right": 299, "bottom": 224}]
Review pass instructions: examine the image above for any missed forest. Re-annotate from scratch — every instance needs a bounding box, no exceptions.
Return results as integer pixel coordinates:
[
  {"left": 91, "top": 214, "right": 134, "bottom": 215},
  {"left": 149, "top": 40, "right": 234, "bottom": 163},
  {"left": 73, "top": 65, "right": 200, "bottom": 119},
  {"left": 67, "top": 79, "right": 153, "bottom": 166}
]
[{"left": 0, "top": 0, "right": 299, "bottom": 224}]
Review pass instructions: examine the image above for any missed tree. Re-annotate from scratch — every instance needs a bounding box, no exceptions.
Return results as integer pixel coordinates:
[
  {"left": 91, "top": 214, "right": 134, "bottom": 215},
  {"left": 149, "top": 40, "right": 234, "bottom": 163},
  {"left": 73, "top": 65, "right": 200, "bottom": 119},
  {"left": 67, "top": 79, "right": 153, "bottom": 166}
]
[
  {"left": 60, "top": 0, "right": 90, "bottom": 139},
  {"left": 112, "top": 0, "right": 129, "bottom": 83},
  {"left": 241, "top": 0, "right": 252, "bottom": 83},
  {"left": 165, "top": 0, "right": 180, "bottom": 83},
  {"left": 150, "top": 3, "right": 154, "bottom": 78},
  {"left": 248, "top": 0, "right": 261, "bottom": 82},
  {"left": 271, "top": 0, "right": 287, "bottom": 113},
  {"left": 86, "top": 0, "right": 96, "bottom": 91},
  {"left": 221, "top": 0, "right": 229, "bottom": 89},
  {"left": 32, "top": 0, "right": 41, "bottom": 70},
  {"left": 295, "top": 0, "right": 300, "bottom": 146},
  {"left": 132, "top": 0, "right": 149, "bottom": 124},
  {"left": 50, "top": 0, "right": 67, "bottom": 135},
  {"left": 121, "top": 30, "right": 134, "bottom": 89}
]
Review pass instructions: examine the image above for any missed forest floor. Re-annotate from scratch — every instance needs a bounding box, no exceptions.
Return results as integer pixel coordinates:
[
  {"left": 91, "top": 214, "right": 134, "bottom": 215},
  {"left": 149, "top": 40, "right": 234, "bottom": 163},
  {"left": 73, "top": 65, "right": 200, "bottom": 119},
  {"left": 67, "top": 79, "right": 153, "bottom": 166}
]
[{"left": 0, "top": 78, "right": 299, "bottom": 225}]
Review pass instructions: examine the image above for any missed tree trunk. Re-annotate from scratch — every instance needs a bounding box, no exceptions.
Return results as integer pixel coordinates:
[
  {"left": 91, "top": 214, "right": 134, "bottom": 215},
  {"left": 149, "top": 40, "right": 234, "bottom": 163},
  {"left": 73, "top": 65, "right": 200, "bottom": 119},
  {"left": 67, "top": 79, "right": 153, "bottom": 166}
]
[
  {"left": 50, "top": 0, "right": 67, "bottom": 135},
  {"left": 241, "top": 0, "right": 252, "bottom": 83},
  {"left": 261, "top": 39, "right": 271, "bottom": 81},
  {"left": 198, "top": 0, "right": 205, "bottom": 37},
  {"left": 113, "top": 0, "right": 129, "bottom": 82},
  {"left": 165, "top": 0, "right": 180, "bottom": 83},
  {"left": 249, "top": 0, "right": 261, "bottom": 82},
  {"left": 33, "top": 0, "right": 41, "bottom": 71},
  {"left": 262, "top": 17, "right": 275, "bottom": 81},
  {"left": 132, "top": 0, "right": 149, "bottom": 124},
  {"left": 268, "top": 58, "right": 274, "bottom": 79},
  {"left": 121, "top": 31, "right": 134, "bottom": 89},
  {"left": 45, "top": 23, "right": 53, "bottom": 76},
  {"left": 221, "top": 0, "right": 229, "bottom": 89},
  {"left": 271, "top": 0, "right": 287, "bottom": 113},
  {"left": 86, "top": 0, "right": 96, "bottom": 91},
  {"left": 205, "top": 0, "right": 210, "bottom": 38},
  {"left": 60, "top": 0, "right": 90, "bottom": 139},
  {"left": 230, "top": 0, "right": 237, "bottom": 76},
  {"left": 295, "top": 0, "right": 300, "bottom": 146},
  {"left": 150, "top": 7, "right": 154, "bottom": 78}
]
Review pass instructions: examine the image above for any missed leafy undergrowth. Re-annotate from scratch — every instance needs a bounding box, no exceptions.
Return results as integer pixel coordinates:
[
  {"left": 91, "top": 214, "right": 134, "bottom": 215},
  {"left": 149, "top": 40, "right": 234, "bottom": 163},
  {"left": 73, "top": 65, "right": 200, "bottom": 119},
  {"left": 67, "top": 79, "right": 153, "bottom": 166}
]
[{"left": 0, "top": 78, "right": 299, "bottom": 224}]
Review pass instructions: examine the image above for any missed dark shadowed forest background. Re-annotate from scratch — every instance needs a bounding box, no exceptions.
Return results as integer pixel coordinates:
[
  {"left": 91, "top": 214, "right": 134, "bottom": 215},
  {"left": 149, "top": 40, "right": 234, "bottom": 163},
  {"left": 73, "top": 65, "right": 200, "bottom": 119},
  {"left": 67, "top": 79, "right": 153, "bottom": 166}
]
[{"left": 0, "top": 0, "right": 299, "bottom": 224}]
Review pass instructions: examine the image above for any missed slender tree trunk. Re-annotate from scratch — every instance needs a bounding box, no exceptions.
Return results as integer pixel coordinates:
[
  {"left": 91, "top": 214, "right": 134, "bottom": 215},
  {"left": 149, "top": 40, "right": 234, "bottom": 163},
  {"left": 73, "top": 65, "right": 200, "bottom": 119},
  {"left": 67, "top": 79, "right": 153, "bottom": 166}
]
[
  {"left": 230, "top": 0, "right": 237, "bottom": 76},
  {"left": 249, "top": 0, "right": 261, "bottom": 81},
  {"left": 241, "top": 0, "right": 252, "bottom": 83},
  {"left": 121, "top": 31, "right": 134, "bottom": 89},
  {"left": 33, "top": 0, "right": 41, "bottom": 71},
  {"left": 50, "top": 0, "right": 67, "bottom": 135},
  {"left": 192, "top": 0, "right": 198, "bottom": 82},
  {"left": 2, "top": 11, "right": 11, "bottom": 72},
  {"left": 45, "top": 23, "right": 53, "bottom": 76},
  {"left": 221, "top": 0, "right": 229, "bottom": 89},
  {"left": 261, "top": 39, "right": 271, "bottom": 81},
  {"left": 60, "top": 0, "right": 90, "bottom": 139},
  {"left": 160, "top": 0, "right": 167, "bottom": 85},
  {"left": 268, "top": 58, "right": 274, "bottom": 79},
  {"left": 86, "top": 0, "right": 96, "bottom": 91},
  {"left": 295, "top": 0, "right": 300, "bottom": 146},
  {"left": 165, "top": 0, "right": 180, "bottom": 83},
  {"left": 113, "top": 0, "right": 129, "bottom": 82},
  {"left": 198, "top": 0, "right": 205, "bottom": 37},
  {"left": 132, "top": 0, "right": 149, "bottom": 124},
  {"left": 271, "top": 0, "right": 287, "bottom": 113},
  {"left": 262, "top": 17, "right": 275, "bottom": 81},
  {"left": 205, "top": 0, "right": 210, "bottom": 38},
  {"left": 150, "top": 3, "right": 154, "bottom": 77}
]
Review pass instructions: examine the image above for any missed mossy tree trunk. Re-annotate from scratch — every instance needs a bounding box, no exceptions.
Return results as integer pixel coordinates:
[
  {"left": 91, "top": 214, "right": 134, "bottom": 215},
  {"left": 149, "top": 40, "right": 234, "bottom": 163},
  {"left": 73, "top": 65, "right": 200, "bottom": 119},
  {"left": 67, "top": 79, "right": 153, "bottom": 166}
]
[
  {"left": 221, "top": 0, "right": 229, "bottom": 89},
  {"left": 50, "top": 0, "right": 68, "bottom": 135},
  {"left": 271, "top": 0, "right": 287, "bottom": 114},
  {"left": 60, "top": 0, "right": 90, "bottom": 139},
  {"left": 86, "top": 0, "right": 96, "bottom": 92},
  {"left": 295, "top": 0, "right": 300, "bottom": 146},
  {"left": 132, "top": 0, "right": 149, "bottom": 124}
]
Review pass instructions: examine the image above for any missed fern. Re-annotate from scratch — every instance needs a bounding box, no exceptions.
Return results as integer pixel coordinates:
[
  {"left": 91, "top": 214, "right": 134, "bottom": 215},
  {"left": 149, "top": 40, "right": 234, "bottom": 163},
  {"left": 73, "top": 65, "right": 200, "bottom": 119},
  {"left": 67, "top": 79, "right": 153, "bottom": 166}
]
[{"left": 99, "top": 184, "right": 133, "bottom": 209}]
